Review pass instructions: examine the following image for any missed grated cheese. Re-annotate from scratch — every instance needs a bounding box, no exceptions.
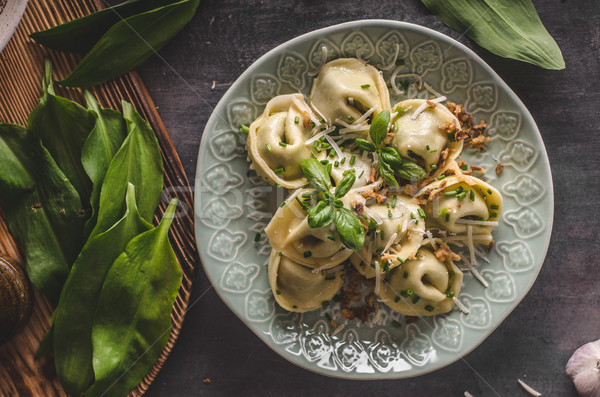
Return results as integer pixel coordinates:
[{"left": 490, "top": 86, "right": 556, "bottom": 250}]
[
  {"left": 363, "top": 206, "right": 382, "bottom": 225},
  {"left": 411, "top": 96, "right": 447, "bottom": 120},
  {"left": 459, "top": 252, "right": 488, "bottom": 288},
  {"left": 350, "top": 179, "right": 383, "bottom": 194},
  {"left": 306, "top": 125, "right": 336, "bottom": 144},
  {"left": 475, "top": 246, "right": 491, "bottom": 264},
  {"left": 325, "top": 134, "right": 343, "bottom": 159},
  {"left": 354, "top": 105, "right": 378, "bottom": 125},
  {"left": 442, "top": 235, "right": 493, "bottom": 243},
  {"left": 456, "top": 219, "right": 499, "bottom": 227},
  {"left": 308, "top": 45, "right": 328, "bottom": 77},
  {"left": 382, "top": 232, "right": 398, "bottom": 255},
  {"left": 467, "top": 225, "right": 477, "bottom": 268},
  {"left": 291, "top": 95, "right": 319, "bottom": 124},
  {"left": 453, "top": 297, "right": 470, "bottom": 314},
  {"left": 518, "top": 379, "right": 542, "bottom": 396},
  {"left": 374, "top": 260, "right": 381, "bottom": 294},
  {"left": 464, "top": 392, "right": 474, "bottom": 397},
  {"left": 335, "top": 118, "right": 369, "bottom": 130}
]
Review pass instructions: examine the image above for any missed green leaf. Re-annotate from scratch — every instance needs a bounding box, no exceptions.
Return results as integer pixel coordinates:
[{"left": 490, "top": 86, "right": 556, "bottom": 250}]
[
  {"left": 369, "top": 110, "right": 390, "bottom": 146},
  {"left": 90, "top": 101, "right": 163, "bottom": 238},
  {"left": 334, "top": 207, "right": 365, "bottom": 252},
  {"left": 307, "top": 201, "right": 334, "bottom": 228},
  {"left": 300, "top": 158, "right": 331, "bottom": 191},
  {"left": 59, "top": 0, "right": 201, "bottom": 87},
  {"left": 86, "top": 199, "right": 181, "bottom": 397},
  {"left": 28, "top": 58, "right": 96, "bottom": 204},
  {"left": 82, "top": 91, "right": 128, "bottom": 237},
  {"left": 30, "top": 0, "right": 178, "bottom": 53},
  {"left": 377, "top": 159, "right": 399, "bottom": 188},
  {"left": 379, "top": 146, "right": 403, "bottom": 169},
  {"left": 0, "top": 124, "right": 86, "bottom": 304},
  {"left": 396, "top": 159, "right": 427, "bottom": 181},
  {"left": 334, "top": 171, "right": 356, "bottom": 199},
  {"left": 53, "top": 184, "right": 152, "bottom": 396},
  {"left": 421, "top": 0, "right": 565, "bottom": 70},
  {"left": 355, "top": 138, "right": 376, "bottom": 152}
]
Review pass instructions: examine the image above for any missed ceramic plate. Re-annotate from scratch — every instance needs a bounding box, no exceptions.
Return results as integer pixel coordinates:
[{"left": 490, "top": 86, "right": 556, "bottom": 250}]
[{"left": 194, "top": 20, "right": 553, "bottom": 379}]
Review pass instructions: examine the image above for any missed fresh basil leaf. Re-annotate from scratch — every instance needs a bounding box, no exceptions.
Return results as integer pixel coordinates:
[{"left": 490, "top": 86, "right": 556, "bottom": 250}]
[
  {"left": 334, "top": 171, "right": 356, "bottom": 198},
  {"left": 333, "top": 199, "right": 344, "bottom": 209},
  {"left": 377, "top": 159, "right": 399, "bottom": 188},
  {"left": 53, "top": 183, "right": 152, "bottom": 396},
  {"left": 307, "top": 200, "right": 334, "bottom": 228},
  {"left": 301, "top": 158, "right": 331, "bottom": 191},
  {"left": 334, "top": 207, "right": 365, "bottom": 252},
  {"left": 90, "top": 101, "right": 163, "bottom": 238},
  {"left": 355, "top": 138, "right": 376, "bottom": 152},
  {"left": 396, "top": 159, "right": 427, "bottom": 181},
  {"left": 369, "top": 110, "right": 390, "bottom": 146},
  {"left": 380, "top": 146, "right": 403, "bottom": 169},
  {"left": 60, "top": 0, "right": 201, "bottom": 87},
  {"left": 28, "top": 58, "right": 96, "bottom": 204},
  {"left": 29, "top": 0, "right": 178, "bottom": 53},
  {"left": 81, "top": 91, "right": 128, "bottom": 237},
  {"left": 0, "top": 124, "right": 86, "bottom": 304},
  {"left": 421, "top": 0, "right": 565, "bottom": 70},
  {"left": 86, "top": 199, "right": 181, "bottom": 397}
]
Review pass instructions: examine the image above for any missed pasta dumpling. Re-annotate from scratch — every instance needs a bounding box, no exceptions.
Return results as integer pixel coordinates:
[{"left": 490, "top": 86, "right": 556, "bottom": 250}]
[
  {"left": 247, "top": 94, "right": 323, "bottom": 188},
  {"left": 329, "top": 153, "right": 372, "bottom": 189},
  {"left": 351, "top": 194, "right": 425, "bottom": 278},
  {"left": 378, "top": 248, "right": 463, "bottom": 316},
  {"left": 390, "top": 99, "right": 463, "bottom": 177},
  {"left": 268, "top": 249, "right": 344, "bottom": 312},
  {"left": 265, "top": 189, "right": 353, "bottom": 269},
  {"left": 420, "top": 175, "right": 503, "bottom": 242},
  {"left": 309, "top": 58, "right": 391, "bottom": 128}
]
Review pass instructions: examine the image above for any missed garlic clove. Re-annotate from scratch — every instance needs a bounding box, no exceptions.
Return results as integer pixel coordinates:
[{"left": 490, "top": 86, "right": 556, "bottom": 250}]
[{"left": 566, "top": 339, "right": 600, "bottom": 397}]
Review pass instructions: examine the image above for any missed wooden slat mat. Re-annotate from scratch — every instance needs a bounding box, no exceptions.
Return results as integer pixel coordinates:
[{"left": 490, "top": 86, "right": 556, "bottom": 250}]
[{"left": 0, "top": 1, "right": 197, "bottom": 395}]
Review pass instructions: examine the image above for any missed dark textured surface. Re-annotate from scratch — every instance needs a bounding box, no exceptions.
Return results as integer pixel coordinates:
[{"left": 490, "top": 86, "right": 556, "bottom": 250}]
[{"left": 139, "top": 1, "right": 600, "bottom": 396}]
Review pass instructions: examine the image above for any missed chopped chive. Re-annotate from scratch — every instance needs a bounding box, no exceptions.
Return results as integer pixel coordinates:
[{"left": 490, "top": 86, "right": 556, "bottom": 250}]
[
  {"left": 490, "top": 204, "right": 499, "bottom": 210},
  {"left": 295, "top": 196, "right": 303, "bottom": 207},
  {"left": 410, "top": 212, "right": 416, "bottom": 220},
  {"left": 347, "top": 116, "right": 355, "bottom": 121},
  {"left": 425, "top": 305, "right": 434, "bottom": 312},
  {"left": 361, "top": 84, "right": 371, "bottom": 89},
  {"left": 445, "top": 213, "right": 450, "bottom": 222},
  {"left": 456, "top": 192, "right": 466, "bottom": 200},
  {"left": 254, "top": 232, "right": 261, "bottom": 242},
  {"left": 327, "top": 163, "right": 333, "bottom": 174},
  {"left": 489, "top": 212, "right": 498, "bottom": 218},
  {"left": 456, "top": 186, "right": 464, "bottom": 193},
  {"left": 412, "top": 295, "right": 420, "bottom": 304},
  {"left": 321, "top": 141, "right": 330, "bottom": 148},
  {"left": 279, "top": 141, "right": 287, "bottom": 147},
  {"left": 395, "top": 106, "right": 404, "bottom": 115},
  {"left": 325, "top": 274, "right": 336, "bottom": 280},
  {"left": 327, "top": 234, "right": 335, "bottom": 241},
  {"left": 350, "top": 155, "right": 356, "bottom": 165},
  {"left": 368, "top": 218, "right": 377, "bottom": 232},
  {"left": 426, "top": 145, "right": 430, "bottom": 150},
  {"left": 403, "top": 271, "right": 408, "bottom": 278},
  {"left": 293, "top": 305, "right": 297, "bottom": 309},
  {"left": 302, "top": 193, "right": 311, "bottom": 198},
  {"left": 278, "top": 252, "right": 283, "bottom": 257},
  {"left": 358, "top": 170, "right": 365, "bottom": 178},
  {"left": 406, "top": 289, "right": 413, "bottom": 296},
  {"left": 311, "top": 152, "right": 317, "bottom": 159},
  {"left": 294, "top": 116, "right": 299, "bottom": 124},
  {"left": 439, "top": 207, "right": 448, "bottom": 217},
  {"left": 430, "top": 164, "right": 437, "bottom": 170},
  {"left": 276, "top": 289, "right": 281, "bottom": 295},
  {"left": 460, "top": 163, "right": 468, "bottom": 170},
  {"left": 310, "top": 121, "right": 315, "bottom": 127},
  {"left": 394, "top": 296, "right": 401, "bottom": 303},
  {"left": 444, "top": 190, "right": 458, "bottom": 196},
  {"left": 398, "top": 224, "right": 402, "bottom": 232},
  {"left": 392, "top": 195, "right": 397, "bottom": 208},
  {"left": 418, "top": 208, "right": 426, "bottom": 218},
  {"left": 370, "top": 263, "right": 376, "bottom": 268},
  {"left": 303, "top": 251, "right": 312, "bottom": 258},
  {"left": 239, "top": 124, "right": 249, "bottom": 134},
  {"left": 321, "top": 300, "right": 330, "bottom": 307},
  {"left": 429, "top": 149, "right": 437, "bottom": 153},
  {"left": 320, "top": 118, "right": 325, "bottom": 123},
  {"left": 334, "top": 160, "right": 339, "bottom": 167},
  {"left": 341, "top": 157, "right": 346, "bottom": 165},
  {"left": 487, "top": 188, "right": 493, "bottom": 195},
  {"left": 438, "top": 174, "right": 446, "bottom": 180},
  {"left": 265, "top": 144, "right": 272, "bottom": 152},
  {"left": 470, "top": 190, "right": 475, "bottom": 200},
  {"left": 274, "top": 167, "right": 285, "bottom": 174},
  {"left": 320, "top": 159, "right": 329, "bottom": 165},
  {"left": 391, "top": 320, "right": 402, "bottom": 329},
  {"left": 388, "top": 209, "right": 393, "bottom": 218},
  {"left": 313, "top": 141, "right": 322, "bottom": 153},
  {"left": 280, "top": 200, "right": 286, "bottom": 207},
  {"left": 276, "top": 184, "right": 282, "bottom": 188},
  {"left": 397, "top": 257, "right": 405, "bottom": 264},
  {"left": 380, "top": 230, "right": 385, "bottom": 241}
]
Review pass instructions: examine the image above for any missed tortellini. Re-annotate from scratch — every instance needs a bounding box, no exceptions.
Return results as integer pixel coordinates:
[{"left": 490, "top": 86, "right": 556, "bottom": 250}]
[
  {"left": 247, "top": 94, "right": 323, "bottom": 188},
  {"left": 268, "top": 249, "right": 344, "bottom": 312},
  {"left": 351, "top": 194, "right": 425, "bottom": 278},
  {"left": 391, "top": 99, "right": 463, "bottom": 177},
  {"left": 309, "top": 58, "right": 391, "bottom": 128},
  {"left": 421, "top": 175, "right": 503, "bottom": 242},
  {"left": 378, "top": 248, "right": 463, "bottom": 316},
  {"left": 330, "top": 153, "right": 372, "bottom": 189},
  {"left": 265, "top": 189, "right": 353, "bottom": 269}
]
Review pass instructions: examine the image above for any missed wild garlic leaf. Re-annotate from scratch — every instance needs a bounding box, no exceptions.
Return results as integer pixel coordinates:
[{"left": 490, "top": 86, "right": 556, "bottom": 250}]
[
  {"left": 28, "top": 59, "right": 96, "bottom": 204},
  {"left": 53, "top": 184, "right": 151, "bottom": 396},
  {"left": 369, "top": 110, "right": 390, "bottom": 146},
  {"left": 86, "top": 199, "right": 181, "bottom": 397},
  {"left": 90, "top": 101, "right": 163, "bottom": 238},
  {"left": 301, "top": 158, "right": 331, "bottom": 191},
  {"left": 0, "top": 124, "right": 86, "bottom": 304},
  {"left": 81, "top": 91, "right": 127, "bottom": 237},
  {"left": 421, "top": 0, "right": 565, "bottom": 70},
  {"left": 334, "top": 207, "right": 365, "bottom": 252},
  {"left": 30, "top": 0, "right": 177, "bottom": 53},
  {"left": 307, "top": 200, "right": 334, "bottom": 228},
  {"left": 60, "top": 0, "right": 200, "bottom": 87}
]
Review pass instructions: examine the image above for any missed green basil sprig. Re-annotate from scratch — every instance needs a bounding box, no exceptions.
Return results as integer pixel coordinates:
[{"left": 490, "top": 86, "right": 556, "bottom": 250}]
[
  {"left": 59, "top": 0, "right": 200, "bottom": 87},
  {"left": 421, "top": 0, "right": 565, "bottom": 70},
  {"left": 355, "top": 111, "right": 426, "bottom": 187},
  {"left": 300, "top": 159, "right": 365, "bottom": 251}
]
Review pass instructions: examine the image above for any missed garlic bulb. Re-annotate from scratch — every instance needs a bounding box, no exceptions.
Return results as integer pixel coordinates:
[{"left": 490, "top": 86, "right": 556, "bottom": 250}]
[{"left": 566, "top": 339, "right": 600, "bottom": 397}]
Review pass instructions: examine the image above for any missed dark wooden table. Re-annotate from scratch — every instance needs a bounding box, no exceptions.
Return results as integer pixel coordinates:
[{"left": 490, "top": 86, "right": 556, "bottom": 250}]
[{"left": 138, "top": 1, "right": 600, "bottom": 395}]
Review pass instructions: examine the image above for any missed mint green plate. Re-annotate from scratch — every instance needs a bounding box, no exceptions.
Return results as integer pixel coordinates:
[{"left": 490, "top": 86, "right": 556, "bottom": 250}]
[{"left": 194, "top": 20, "right": 553, "bottom": 379}]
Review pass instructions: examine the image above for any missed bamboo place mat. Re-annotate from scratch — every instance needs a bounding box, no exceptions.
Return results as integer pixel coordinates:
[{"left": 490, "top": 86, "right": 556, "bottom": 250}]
[{"left": 0, "top": 0, "right": 197, "bottom": 395}]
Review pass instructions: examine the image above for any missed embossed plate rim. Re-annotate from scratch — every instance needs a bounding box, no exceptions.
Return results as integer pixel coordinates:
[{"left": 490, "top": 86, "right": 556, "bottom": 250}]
[{"left": 194, "top": 19, "right": 554, "bottom": 379}]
